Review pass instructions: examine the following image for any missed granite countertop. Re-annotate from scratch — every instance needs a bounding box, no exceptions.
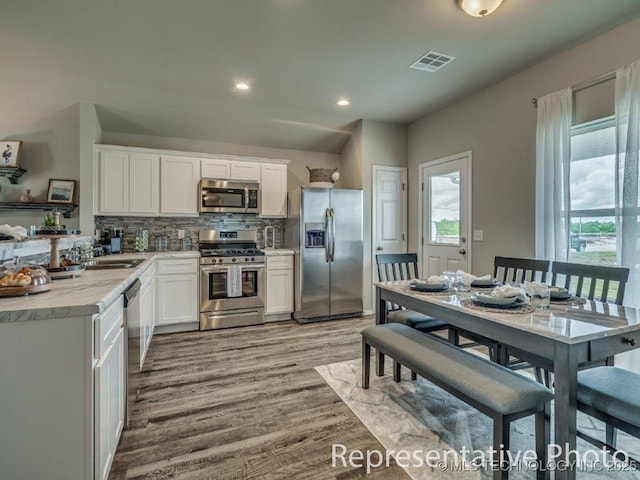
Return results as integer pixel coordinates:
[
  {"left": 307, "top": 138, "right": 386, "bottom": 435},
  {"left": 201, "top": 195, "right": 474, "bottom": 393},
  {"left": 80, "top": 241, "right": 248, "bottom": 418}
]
[
  {"left": 261, "top": 249, "right": 295, "bottom": 256},
  {"left": 0, "top": 251, "right": 200, "bottom": 323}
]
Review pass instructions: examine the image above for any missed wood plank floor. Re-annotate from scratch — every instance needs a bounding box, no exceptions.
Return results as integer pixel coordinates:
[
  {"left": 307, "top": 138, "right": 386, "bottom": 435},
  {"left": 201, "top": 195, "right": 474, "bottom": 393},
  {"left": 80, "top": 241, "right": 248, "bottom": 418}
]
[{"left": 109, "top": 316, "right": 410, "bottom": 480}]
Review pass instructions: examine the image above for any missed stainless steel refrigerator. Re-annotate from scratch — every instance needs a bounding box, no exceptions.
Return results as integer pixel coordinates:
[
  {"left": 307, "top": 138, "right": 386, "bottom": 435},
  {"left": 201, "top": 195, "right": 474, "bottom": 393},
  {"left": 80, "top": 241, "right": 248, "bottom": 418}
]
[{"left": 286, "top": 187, "right": 363, "bottom": 323}]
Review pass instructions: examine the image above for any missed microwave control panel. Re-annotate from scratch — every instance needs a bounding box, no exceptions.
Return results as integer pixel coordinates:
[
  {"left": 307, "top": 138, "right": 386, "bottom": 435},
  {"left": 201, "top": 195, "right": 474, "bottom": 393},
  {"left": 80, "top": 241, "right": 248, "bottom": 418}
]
[{"left": 248, "top": 190, "right": 258, "bottom": 208}]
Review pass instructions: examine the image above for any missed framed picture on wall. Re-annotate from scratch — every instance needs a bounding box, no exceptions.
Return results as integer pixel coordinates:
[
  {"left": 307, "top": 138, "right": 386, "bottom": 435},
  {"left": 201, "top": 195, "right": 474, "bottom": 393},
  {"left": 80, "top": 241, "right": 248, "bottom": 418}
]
[
  {"left": 1, "top": 141, "right": 23, "bottom": 168},
  {"left": 47, "top": 179, "right": 76, "bottom": 204}
]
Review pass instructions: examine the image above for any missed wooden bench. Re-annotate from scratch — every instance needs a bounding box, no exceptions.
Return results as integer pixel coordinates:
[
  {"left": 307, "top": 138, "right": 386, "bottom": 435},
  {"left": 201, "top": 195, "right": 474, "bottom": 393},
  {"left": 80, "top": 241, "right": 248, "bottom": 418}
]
[
  {"left": 577, "top": 366, "right": 640, "bottom": 463},
  {"left": 362, "top": 323, "right": 553, "bottom": 480}
]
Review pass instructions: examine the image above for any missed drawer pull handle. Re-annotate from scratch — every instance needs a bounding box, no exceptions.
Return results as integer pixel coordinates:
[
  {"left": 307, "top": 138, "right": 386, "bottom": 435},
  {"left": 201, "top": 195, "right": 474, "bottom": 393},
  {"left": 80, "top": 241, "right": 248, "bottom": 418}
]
[{"left": 623, "top": 337, "right": 636, "bottom": 346}]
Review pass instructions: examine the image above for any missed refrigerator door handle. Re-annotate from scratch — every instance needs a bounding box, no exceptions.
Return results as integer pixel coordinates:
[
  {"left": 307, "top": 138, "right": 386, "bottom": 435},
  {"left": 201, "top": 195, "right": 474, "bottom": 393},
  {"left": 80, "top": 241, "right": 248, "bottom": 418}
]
[
  {"left": 324, "top": 208, "right": 331, "bottom": 262},
  {"left": 330, "top": 208, "right": 336, "bottom": 262}
]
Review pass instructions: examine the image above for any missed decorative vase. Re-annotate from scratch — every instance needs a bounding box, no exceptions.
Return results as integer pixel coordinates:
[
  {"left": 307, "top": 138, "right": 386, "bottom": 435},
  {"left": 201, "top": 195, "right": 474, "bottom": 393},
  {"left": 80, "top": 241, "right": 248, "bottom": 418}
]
[{"left": 20, "top": 189, "right": 33, "bottom": 203}]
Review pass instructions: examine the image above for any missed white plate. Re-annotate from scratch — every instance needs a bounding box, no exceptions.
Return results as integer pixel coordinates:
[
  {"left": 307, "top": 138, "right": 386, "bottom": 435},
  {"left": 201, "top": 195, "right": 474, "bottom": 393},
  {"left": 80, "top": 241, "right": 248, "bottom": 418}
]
[{"left": 472, "top": 294, "right": 518, "bottom": 305}]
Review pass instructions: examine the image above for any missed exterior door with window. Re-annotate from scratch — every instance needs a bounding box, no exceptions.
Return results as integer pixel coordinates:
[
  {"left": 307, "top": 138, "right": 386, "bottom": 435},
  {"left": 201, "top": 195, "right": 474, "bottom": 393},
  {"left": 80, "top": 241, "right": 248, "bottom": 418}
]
[{"left": 420, "top": 152, "right": 471, "bottom": 277}]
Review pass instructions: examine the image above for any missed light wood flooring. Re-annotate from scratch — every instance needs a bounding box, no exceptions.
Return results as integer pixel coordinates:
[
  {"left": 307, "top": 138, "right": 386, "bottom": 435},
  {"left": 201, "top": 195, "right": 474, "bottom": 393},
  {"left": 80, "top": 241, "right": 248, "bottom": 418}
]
[{"left": 109, "top": 316, "right": 410, "bottom": 480}]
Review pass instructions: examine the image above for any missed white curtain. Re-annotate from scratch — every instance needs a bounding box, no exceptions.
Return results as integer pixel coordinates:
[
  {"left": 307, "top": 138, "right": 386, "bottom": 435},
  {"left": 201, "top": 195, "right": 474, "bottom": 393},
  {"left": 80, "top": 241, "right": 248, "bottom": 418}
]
[
  {"left": 616, "top": 60, "right": 640, "bottom": 307},
  {"left": 615, "top": 60, "right": 640, "bottom": 373},
  {"left": 535, "top": 88, "right": 572, "bottom": 262}
]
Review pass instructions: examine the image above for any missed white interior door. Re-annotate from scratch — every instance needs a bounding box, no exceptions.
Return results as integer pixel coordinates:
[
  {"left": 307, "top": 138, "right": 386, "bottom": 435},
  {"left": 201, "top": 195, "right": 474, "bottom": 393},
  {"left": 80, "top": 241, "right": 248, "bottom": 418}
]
[
  {"left": 372, "top": 166, "right": 407, "bottom": 312},
  {"left": 419, "top": 152, "right": 471, "bottom": 277},
  {"left": 373, "top": 166, "right": 407, "bottom": 259}
]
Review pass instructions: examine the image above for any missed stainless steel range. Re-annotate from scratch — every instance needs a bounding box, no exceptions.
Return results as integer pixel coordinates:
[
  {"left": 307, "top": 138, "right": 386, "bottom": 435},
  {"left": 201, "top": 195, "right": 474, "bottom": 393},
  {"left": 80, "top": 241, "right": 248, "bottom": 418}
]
[{"left": 199, "top": 229, "right": 265, "bottom": 330}]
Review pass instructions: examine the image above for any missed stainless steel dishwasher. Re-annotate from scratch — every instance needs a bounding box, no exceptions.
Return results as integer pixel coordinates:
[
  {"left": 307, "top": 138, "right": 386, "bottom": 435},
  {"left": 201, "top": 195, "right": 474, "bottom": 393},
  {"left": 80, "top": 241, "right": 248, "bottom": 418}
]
[{"left": 123, "top": 279, "right": 141, "bottom": 426}]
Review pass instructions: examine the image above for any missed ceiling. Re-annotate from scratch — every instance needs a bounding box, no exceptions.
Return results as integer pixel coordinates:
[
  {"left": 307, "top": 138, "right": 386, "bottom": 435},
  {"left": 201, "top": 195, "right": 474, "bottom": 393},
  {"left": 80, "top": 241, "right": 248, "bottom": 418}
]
[{"left": 2, "top": 0, "right": 640, "bottom": 153}]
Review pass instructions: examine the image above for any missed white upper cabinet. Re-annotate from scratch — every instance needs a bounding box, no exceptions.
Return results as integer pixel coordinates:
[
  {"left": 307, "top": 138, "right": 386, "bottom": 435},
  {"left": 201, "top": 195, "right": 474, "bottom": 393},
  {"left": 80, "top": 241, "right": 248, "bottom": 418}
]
[
  {"left": 260, "top": 163, "right": 288, "bottom": 218},
  {"left": 97, "top": 150, "right": 159, "bottom": 216},
  {"left": 129, "top": 153, "right": 160, "bottom": 215},
  {"left": 98, "top": 151, "right": 130, "bottom": 214},
  {"left": 160, "top": 156, "right": 200, "bottom": 216},
  {"left": 201, "top": 158, "right": 231, "bottom": 179},
  {"left": 230, "top": 161, "right": 261, "bottom": 181}
]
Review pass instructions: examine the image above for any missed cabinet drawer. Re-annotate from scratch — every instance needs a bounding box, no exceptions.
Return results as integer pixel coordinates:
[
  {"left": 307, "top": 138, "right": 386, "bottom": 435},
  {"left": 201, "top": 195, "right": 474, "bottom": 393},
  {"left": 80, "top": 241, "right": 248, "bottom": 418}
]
[
  {"left": 95, "top": 296, "right": 124, "bottom": 358},
  {"left": 158, "top": 258, "right": 198, "bottom": 275},
  {"left": 267, "top": 255, "right": 293, "bottom": 270},
  {"left": 590, "top": 331, "right": 640, "bottom": 362}
]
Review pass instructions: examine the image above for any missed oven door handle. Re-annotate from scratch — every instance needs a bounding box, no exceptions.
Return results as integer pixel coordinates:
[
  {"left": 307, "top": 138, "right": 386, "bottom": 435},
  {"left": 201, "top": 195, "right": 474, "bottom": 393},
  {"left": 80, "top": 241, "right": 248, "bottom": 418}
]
[{"left": 201, "top": 264, "right": 265, "bottom": 273}]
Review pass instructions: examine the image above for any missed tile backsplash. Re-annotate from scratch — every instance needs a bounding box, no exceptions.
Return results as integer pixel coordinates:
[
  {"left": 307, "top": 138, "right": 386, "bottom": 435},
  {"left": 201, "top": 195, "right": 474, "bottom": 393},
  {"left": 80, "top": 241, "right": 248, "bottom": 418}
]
[{"left": 95, "top": 214, "right": 286, "bottom": 252}]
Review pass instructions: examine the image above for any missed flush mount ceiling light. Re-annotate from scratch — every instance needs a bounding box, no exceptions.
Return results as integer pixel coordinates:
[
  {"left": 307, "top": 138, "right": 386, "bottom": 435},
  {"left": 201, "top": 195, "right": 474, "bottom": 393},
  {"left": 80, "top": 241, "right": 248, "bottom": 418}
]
[
  {"left": 235, "top": 82, "right": 250, "bottom": 91},
  {"left": 337, "top": 98, "right": 350, "bottom": 107},
  {"left": 457, "top": 0, "right": 504, "bottom": 17}
]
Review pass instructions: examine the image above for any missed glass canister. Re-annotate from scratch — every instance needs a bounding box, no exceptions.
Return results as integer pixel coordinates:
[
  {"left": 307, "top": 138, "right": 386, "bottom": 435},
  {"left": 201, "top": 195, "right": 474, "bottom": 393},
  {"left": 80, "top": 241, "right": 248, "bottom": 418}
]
[
  {"left": 179, "top": 237, "right": 193, "bottom": 251},
  {"left": 134, "top": 229, "right": 149, "bottom": 252},
  {"left": 155, "top": 235, "right": 170, "bottom": 252}
]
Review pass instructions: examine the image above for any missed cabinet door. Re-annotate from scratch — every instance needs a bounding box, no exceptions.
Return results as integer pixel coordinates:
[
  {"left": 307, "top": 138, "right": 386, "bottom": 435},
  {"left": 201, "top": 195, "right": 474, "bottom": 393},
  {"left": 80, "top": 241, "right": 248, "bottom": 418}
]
[
  {"left": 230, "top": 161, "right": 261, "bottom": 181},
  {"left": 265, "top": 268, "right": 294, "bottom": 314},
  {"left": 157, "top": 274, "right": 198, "bottom": 325},
  {"left": 94, "top": 327, "right": 125, "bottom": 480},
  {"left": 260, "top": 164, "right": 287, "bottom": 217},
  {"left": 139, "top": 279, "right": 154, "bottom": 368},
  {"left": 201, "top": 159, "right": 231, "bottom": 179},
  {"left": 160, "top": 156, "right": 200, "bottom": 216},
  {"left": 99, "top": 151, "right": 130, "bottom": 214},
  {"left": 129, "top": 153, "right": 160, "bottom": 215}
]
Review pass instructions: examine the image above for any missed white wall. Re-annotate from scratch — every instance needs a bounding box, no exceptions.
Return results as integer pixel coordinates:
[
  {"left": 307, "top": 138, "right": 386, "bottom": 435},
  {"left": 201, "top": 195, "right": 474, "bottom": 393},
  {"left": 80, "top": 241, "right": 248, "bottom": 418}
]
[
  {"left": 340, "top": 121, "right": 363, "bottom": 189},
  {"left": 79, "top": 103, "right": 102, "bottom": 234},
  {"left": 408, "top": 16, "right": 640, "bottom": 277},
  {"left": 0, "top": 106, "right": 80, "bottom": 230},
  {"left": 340, "top": 120, "right": 408, "bottom": 313}
]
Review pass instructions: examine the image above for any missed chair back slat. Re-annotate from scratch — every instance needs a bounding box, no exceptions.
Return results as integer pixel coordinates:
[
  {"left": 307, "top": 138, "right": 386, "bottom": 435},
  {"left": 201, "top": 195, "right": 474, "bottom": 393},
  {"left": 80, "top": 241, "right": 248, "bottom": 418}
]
[
  {"left": 376, "top": 253, "right": 421, "bottom": 312},
  {"left": 493, "top": 257, "right": 550, "bottom": 285},
  {"left": 550, "top": 261, "right": 630, "bottom": 305}
]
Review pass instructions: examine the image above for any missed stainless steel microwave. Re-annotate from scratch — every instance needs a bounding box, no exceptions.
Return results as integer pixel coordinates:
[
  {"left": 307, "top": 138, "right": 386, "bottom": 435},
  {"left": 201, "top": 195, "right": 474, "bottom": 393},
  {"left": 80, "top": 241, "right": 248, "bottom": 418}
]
[{"left": 199, "top": 180, "right": 260, "bottom": 213}]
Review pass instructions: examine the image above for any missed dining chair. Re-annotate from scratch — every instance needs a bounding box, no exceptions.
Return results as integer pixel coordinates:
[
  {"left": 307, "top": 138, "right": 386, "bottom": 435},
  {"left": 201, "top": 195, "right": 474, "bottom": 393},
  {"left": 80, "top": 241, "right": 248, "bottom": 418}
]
[
  {"left": 493, "top": 256, "right": 550, "bottom": 284},
  {"left": 550, "top": 261, "right": 629, "bottom": 305},
  {"left": 493, "top": 257, "right": 551, "bottom": 374},
  {"left": 375, "top": 253, "right": 449, "bottom": 334},
  {"left": 510, "top": 261, "right": 630, "bottom": 386}
]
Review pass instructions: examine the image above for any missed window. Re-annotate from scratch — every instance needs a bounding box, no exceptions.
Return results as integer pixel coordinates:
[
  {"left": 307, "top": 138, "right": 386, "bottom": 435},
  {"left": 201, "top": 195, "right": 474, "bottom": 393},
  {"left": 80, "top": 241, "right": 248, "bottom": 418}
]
[{"left": 569, "top": 116, "right": 616, "bottom": 266}]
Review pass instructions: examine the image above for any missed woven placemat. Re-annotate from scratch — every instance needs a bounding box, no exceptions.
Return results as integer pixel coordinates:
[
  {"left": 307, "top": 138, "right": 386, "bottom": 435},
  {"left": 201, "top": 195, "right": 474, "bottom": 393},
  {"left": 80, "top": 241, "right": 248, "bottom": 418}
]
[
  {"left": 551, "top": 296, "right": 587, "bottom": 305},
  {"left": 460, "top": 298, "right": 536, "bottom": 314},
  {"left": 403, "top": 286, "right": 456, "bottom": 296}
]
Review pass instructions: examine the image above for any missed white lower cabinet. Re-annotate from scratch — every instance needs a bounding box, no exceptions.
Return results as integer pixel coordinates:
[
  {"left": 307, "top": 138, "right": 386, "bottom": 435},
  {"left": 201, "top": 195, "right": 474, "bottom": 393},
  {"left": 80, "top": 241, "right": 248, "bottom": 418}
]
[
  {"left": 265, "top": 255, "right": 294, "bottom": 315},
  {"left": 94, "top": 307, "right": 125, "bottom": 480},
  {"left": 157, "top": 258, "right": 199, "bottom": 326}
]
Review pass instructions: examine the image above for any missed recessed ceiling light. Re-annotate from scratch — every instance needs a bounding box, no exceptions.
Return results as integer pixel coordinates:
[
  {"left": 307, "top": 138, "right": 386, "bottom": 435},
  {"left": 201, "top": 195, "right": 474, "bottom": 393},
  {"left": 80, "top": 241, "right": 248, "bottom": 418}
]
[
  {"left": 337, "top": 98, "right": 350, "bottom": 107},
  {"left": 235, "top": 82, "right": 250, "bottom": 91}
]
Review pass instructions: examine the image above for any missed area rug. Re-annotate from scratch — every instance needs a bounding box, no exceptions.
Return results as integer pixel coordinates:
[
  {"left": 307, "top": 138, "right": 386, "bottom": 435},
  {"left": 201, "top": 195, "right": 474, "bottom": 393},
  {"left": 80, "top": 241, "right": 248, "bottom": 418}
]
[{"left": 315, "top": 359, "right": 640, "bottom": 480}]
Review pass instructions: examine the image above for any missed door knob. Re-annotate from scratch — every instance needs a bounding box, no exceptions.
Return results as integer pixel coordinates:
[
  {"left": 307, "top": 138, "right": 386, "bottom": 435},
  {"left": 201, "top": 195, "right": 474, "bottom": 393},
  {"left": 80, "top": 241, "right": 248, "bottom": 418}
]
[
  {"left": 458, "top": 249, "right": 466, "bottom": 255},
  {"left": 376, "top": 246, "right": 384, "bottom": 251}
]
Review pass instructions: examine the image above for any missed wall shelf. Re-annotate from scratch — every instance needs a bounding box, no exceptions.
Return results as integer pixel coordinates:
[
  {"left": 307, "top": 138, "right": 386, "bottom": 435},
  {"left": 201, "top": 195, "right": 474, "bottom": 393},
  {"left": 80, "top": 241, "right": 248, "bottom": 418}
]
[
  {"left": 0, "top": 202, "right": 77, "bottom": 218},
  {"left": 0, "top": 167, "right": 27, "bottom": 184}
]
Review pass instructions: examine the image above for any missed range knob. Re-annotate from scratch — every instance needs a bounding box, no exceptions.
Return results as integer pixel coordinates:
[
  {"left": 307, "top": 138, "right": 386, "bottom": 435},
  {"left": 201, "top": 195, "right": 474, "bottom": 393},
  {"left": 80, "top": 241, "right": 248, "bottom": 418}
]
[
  {"left": 232, "top": 258, "right": 237, "bottom": 263},
  {"left": 251, "top": 257, "right": 255, "bottom": 262},
  {"left": 245, "top": 257, "right": 249, "bottom": 262}
]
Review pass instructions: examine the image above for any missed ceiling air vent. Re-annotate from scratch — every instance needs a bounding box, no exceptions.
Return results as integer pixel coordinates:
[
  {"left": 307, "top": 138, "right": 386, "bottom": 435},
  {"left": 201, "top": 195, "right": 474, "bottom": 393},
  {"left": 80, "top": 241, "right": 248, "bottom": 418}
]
[{"left": 409, "top": 51, "right": 456, "bottom": 73}]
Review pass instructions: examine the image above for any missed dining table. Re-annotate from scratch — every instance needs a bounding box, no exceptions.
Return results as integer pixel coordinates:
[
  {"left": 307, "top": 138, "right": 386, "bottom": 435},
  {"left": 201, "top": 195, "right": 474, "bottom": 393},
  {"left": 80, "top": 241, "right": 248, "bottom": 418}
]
[{"left": 375, "top": 280, "right": 640, "bottom": 480}]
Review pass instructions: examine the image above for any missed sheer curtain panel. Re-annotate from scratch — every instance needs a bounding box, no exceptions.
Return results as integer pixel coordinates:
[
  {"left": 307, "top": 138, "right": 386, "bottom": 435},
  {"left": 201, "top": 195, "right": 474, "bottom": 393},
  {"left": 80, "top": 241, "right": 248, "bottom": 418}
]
[
  {"left": 535, "top": 88, "right": 572, "bottom": 262},
  {"left": 616, "top": 60, "right": 640, "bottom": 307}
]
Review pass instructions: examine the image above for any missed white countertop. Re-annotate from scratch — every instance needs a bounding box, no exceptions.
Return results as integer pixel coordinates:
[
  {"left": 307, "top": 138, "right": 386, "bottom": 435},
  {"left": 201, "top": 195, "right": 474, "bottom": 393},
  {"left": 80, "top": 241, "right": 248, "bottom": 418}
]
[
  {"left": 0, "top": 251, "right": 200, "bottom": 323},
  {"left": 261, "top": 249, "right": 294, "bottom": 256}
]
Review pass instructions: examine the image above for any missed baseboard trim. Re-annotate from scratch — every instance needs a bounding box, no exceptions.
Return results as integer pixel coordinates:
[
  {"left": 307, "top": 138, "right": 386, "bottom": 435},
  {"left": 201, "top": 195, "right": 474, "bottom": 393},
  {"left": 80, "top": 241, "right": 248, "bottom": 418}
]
[{"left": 154, "top": 322, "right": 200, "bottom": 334}]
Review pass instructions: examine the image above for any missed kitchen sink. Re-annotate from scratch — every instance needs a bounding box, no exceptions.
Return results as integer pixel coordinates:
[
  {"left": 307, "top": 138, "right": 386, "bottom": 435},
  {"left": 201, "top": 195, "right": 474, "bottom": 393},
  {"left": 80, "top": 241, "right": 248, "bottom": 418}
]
[{"left": 84, "top": 258, "right": 145, "bottom": 270}]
